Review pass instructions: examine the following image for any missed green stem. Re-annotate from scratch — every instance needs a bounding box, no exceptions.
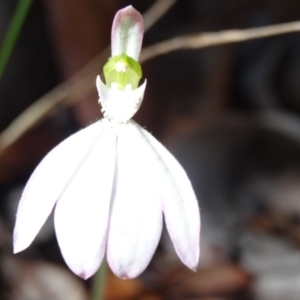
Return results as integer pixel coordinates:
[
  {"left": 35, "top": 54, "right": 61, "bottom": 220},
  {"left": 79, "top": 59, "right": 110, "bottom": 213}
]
[
  {"left": 0, "top": 0, "right": 33, "bottom": 81},
  {"left": 91, "top": 260, "right": 108, "bottom": 300}
]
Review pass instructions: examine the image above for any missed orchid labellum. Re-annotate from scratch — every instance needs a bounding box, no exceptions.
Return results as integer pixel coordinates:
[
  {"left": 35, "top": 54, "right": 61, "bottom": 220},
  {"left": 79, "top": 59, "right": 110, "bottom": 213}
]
[{"left": 13, "top": 6, "right": 200, "bottom": 280}]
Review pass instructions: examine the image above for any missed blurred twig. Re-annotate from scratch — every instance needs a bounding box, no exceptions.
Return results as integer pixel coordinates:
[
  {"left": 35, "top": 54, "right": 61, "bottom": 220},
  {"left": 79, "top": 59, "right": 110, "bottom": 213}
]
[
  {"left": 143, "top": 0, "right": 176, "bottom": 31},
  {"left": 140, "top": 20, "right": 300, "bottom": 61},
  {"left": 1, "top": 10, "right": 300, "bottom": 155}
]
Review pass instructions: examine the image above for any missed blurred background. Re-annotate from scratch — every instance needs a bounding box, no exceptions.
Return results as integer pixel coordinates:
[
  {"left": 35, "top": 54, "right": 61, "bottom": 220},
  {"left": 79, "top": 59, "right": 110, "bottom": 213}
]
[{"left": 1, "top": 0, "right": 300, "bottom": 299}]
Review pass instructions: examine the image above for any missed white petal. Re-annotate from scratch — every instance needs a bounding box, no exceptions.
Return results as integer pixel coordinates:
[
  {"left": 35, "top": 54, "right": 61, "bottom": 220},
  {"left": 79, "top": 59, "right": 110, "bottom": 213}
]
[
  {"left": 54, "top": 126, "right": 116, "bottom": 279},
  {"left": 129, "top": 121, "right": 200, "bottom": 270},
  {"left": 96, "top": 76, "right": 146, "bottom": 122},
  {"left": 13, "top": 121, "right": 106, "bottom": 254},
  {"left": 107, "top": 124, "right": 162, "bottom": 279},
  {"left": 111, "top": 6, "right": 144, "bottom": 60}
]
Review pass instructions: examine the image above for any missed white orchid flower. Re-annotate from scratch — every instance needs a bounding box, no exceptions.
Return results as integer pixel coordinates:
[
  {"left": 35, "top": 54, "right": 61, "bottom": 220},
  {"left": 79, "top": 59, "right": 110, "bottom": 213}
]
[{"left": 13, "top": 6, "right": 200, "bottom": 280}]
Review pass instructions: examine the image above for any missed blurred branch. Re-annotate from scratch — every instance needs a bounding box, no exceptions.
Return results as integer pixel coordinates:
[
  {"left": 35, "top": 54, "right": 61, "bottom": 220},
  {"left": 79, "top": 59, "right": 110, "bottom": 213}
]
[
  {"left": 0, "top": 0, "right": 33, "bottom": 81},
  {"left": 143, "top": 0, "right": 176, "bottom": 31},
  {"left": 1, "top": 11, "right": 300, "bottom": 155},
  {"left": 140, "top": 20, "right": 300, "bottom": 61}
]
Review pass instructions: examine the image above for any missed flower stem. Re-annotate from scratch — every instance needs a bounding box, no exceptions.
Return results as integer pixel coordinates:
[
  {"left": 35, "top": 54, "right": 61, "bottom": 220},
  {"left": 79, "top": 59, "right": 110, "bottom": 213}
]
[
  {"left": 0, "top": 0, "right": 33, "bottom": 81},
  {"left": 91, "top": 260, "right": 107, "bottom": 300}
]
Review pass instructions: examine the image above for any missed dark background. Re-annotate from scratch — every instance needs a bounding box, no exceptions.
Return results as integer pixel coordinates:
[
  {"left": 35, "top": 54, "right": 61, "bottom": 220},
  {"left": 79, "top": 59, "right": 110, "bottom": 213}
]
[{"left": 1, "top": 0, "right": 300, "bottom": 299}]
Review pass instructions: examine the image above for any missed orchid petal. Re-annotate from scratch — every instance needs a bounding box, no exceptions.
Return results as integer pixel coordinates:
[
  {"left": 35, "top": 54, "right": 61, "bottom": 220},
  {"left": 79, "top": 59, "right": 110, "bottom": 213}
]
[
  {"left": 111, "top": 6, "right": 144, "bottom": 61},
  {"left": 54, "top": 127, "right": 116, "bottom": 279},
  {"left": 107, "top": 124, "right": 162, "bottom": 279},
  {"left": 96, "top": 76, "right": 146, "bottom": 122},
  {"left": 13, "top": 121, "right": 106, "bottom": 254},
  {"left": 130, "top": 121, "right": 200, "bottom": 271}
]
